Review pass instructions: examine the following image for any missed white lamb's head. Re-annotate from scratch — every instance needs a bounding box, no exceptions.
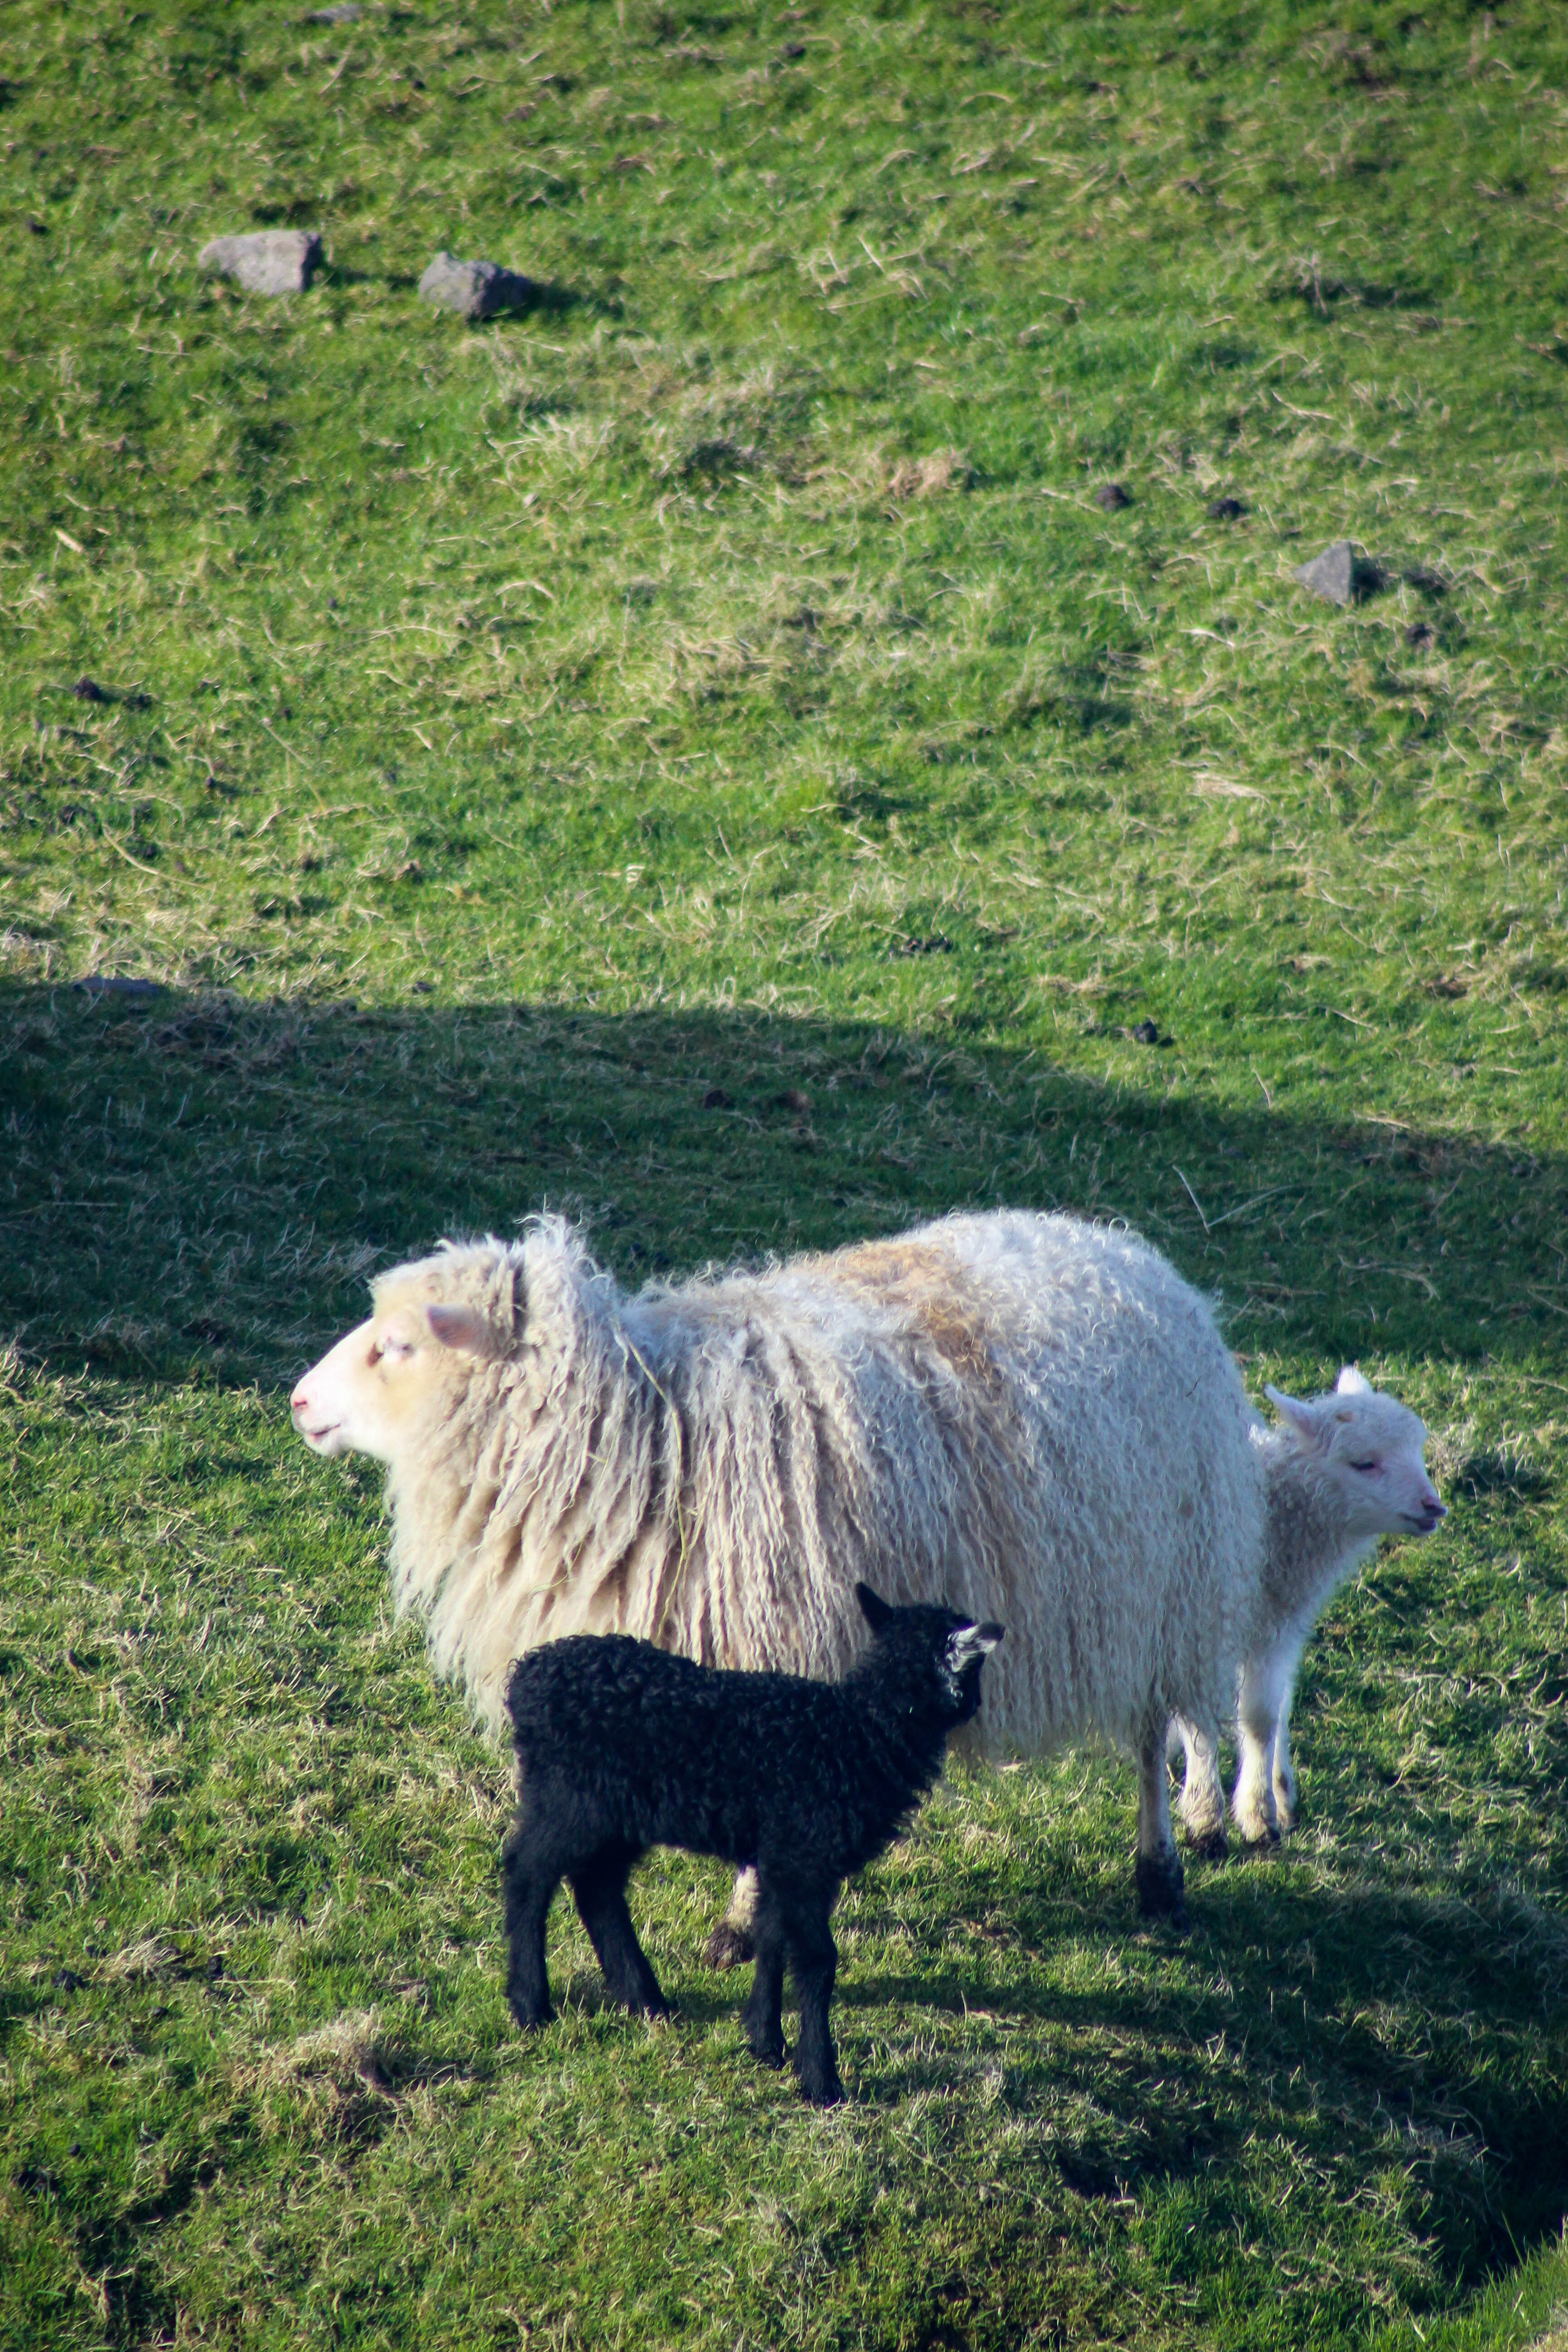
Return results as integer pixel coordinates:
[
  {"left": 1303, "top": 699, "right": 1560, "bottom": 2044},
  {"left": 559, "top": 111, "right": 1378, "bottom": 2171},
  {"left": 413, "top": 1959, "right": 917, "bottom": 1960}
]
[
  {"left": 1264, "top": 1365, "right": 1446, "bottom": 1541},
  {"left": 291, "top": 1240, "right": 523, "bottom": 1463}
]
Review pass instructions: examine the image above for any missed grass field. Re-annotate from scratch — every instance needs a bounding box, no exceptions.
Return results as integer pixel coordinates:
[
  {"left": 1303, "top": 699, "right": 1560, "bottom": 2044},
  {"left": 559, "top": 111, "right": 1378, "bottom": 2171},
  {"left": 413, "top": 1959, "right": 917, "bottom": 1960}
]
[{"left": 3, "top": 0, "right": 1568, "bottom": 2343}]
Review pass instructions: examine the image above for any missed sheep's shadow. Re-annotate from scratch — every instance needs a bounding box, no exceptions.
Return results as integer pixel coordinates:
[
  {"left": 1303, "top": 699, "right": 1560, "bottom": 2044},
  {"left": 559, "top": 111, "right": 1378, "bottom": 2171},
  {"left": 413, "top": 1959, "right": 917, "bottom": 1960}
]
[{"left": 2, "top": 978, "right": 1563, "bottom": 1392}]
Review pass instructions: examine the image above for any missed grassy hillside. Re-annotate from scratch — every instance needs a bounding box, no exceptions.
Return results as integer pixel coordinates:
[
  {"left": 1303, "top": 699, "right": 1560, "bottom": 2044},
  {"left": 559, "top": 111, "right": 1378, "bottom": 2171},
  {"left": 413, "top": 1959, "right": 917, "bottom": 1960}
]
[{"left": 2, "top": 0, "right": 1566, "bottom": 2345}]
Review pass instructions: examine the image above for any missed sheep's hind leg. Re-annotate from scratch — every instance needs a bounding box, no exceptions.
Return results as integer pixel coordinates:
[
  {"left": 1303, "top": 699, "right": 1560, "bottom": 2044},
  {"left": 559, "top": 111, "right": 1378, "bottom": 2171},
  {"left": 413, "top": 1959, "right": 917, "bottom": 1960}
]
[
  {"left": 1134, "top": 1711, "right": 1190, "bottom": 1930},
  {"left": 502, "top": 1816, "right": 566, "bottom": 2028},
  {"left": 703, "top": 1866, "right": 758, "bottom": 1971},
  {"left": 739, "top": 1880, "right": 787, "bottom": 2072},
  {"left": 569, "top": 1840, "right": 671, "bottom": 2019},
  {"left": 785, "top": 1887, "right": 844, "bottom": 2107},
  {"left": 1171, "top": 1715, "right": 1229, "bottom": 1861}
]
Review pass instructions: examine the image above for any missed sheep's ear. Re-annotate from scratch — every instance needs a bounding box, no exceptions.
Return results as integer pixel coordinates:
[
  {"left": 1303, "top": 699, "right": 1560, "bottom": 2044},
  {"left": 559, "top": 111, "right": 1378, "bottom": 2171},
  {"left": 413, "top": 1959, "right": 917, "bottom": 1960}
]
[
  {"left": 424, "top": 1303, "right": 491, "bottom": 1355},
  {"left": 856, "top": 1583, "right": 895, "bottom": 1633},
  {"left": 1335, "top": 1364, "right": 1373, "bottom": 1397},
  {"left": 946, "top": 1621, "right": 1004, "bottom": 1673},
  {"left": 1265, "top": 1384, "right": 1328, "bottom": 1450}
]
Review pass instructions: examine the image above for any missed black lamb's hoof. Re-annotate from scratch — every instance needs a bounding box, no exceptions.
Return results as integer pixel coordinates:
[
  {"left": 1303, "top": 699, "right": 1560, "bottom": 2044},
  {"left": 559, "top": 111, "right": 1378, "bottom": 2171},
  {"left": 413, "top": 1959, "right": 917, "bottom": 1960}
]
[
  {"left": 509, "top": 1995, "right": 555, "bottom": 2031},
  {"left": 631, "top": 1994, "right": 675, "bottom": 2021},
  {"left": 703, "top": 1921, "right": 756, "bottom": 1972},
  {"left": 1135, "top": 1851, "right": 1190, "bottom": 1931},
  {"left": 1186, "top": 1824, "right": 1230, "bottom": 1862},
  {"left": 744, "top": 2028, "right": 786, "bottom": 2070},
  {"left": 797, "top": 2069, "right": 846, "bottom": 2108}
]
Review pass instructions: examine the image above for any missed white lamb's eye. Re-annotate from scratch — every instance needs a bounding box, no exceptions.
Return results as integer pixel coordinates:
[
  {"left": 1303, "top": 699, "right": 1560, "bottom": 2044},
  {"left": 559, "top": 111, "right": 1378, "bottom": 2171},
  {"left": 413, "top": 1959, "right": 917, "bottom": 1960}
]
[
  {"left": 1349, "top": 1458, "right": 1379, "bottom": 1474},
  {"left": 379, "top": 1333, "right": 413, "bottom": 1362}
]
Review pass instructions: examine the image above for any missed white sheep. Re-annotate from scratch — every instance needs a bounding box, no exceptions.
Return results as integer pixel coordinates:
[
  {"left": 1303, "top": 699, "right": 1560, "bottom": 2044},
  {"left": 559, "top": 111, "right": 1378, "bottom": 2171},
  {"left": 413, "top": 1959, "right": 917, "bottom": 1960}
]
[
  {"left": 290, "top": 1209, "right": 1267, "bottom": 1932},
  {"left": 1172, "top": 1367, "right": 1446, "bottom": 1854}
]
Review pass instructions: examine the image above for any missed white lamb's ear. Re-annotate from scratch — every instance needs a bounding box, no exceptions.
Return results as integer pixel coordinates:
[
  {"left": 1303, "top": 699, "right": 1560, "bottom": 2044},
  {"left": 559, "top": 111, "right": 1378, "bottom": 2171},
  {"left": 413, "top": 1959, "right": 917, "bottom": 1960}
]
[
  {"left": 1265, "top": 1384, "right": 1328, "bottom": 1450},
  {"left": 1336, "top": 1364, "right": 1373, "bottom": 1396},
  {"left": 946, "top": 1621, "right": 1004, "bottom": 1672},
  {"left": 424, "top": 1303, "right": 491, "bottom": 1354}
]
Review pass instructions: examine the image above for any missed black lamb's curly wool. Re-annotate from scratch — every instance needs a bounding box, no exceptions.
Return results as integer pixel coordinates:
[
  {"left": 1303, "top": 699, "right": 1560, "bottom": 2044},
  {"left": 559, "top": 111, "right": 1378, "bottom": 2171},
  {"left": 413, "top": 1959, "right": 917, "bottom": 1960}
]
[{"left": 502, "top": 1584, "right": 1003, "bottom": 2105}]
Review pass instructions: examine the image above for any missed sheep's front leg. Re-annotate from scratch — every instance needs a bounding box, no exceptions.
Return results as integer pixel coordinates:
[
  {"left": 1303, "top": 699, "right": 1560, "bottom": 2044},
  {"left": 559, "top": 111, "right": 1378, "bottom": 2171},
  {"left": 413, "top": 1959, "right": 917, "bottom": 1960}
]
[
  {"left": 1272, "top": 1700, "right": 1298, "bottom": 1833},
  {"left": 739, "top": 1881, "right": 786, "bottom": 2071},
  {"left": 569, "top": 1840, "right": 671, "bottom": 2019},
  {"left": 1232, "top": 1633, "right": 1303, "bottom": 1846},
  {"left": 1133, "top": 1710, "right": 1189, "bottom": 1930},
  {"left": 703, "top": 1866, "right": 759, "bottom": 1971},
  {"left": 785, "top": 1887, "right": 844, "bottom": 2108},
  {"left": 1171, "top": 1714, "right": 1229, "bottom": 1859},
  {"left": 502, "top": 1816, "right": 565, "bottom": 2028}
]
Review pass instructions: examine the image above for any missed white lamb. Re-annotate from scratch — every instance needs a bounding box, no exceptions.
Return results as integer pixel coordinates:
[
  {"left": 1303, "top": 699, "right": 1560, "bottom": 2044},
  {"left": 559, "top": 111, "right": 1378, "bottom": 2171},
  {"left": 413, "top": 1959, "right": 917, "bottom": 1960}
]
[
  {"left": 290, "top": 1210, "right": 1265, "bottom": 1936},
  {"left": 1172, "top": 1367, "right": 1446, "bottom": 1854}
]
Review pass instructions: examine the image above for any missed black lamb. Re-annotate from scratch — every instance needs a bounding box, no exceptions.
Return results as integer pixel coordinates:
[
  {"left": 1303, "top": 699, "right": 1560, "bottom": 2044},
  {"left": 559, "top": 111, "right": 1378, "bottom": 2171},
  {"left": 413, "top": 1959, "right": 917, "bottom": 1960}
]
[{"left": 501, "top": 1584, "right": 1004, "bottom": 2105}]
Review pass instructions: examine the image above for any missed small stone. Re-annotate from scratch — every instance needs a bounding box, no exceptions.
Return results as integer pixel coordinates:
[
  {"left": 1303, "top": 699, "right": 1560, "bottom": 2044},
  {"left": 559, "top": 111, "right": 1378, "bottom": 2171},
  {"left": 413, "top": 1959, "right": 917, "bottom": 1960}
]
[
  {"left": 197, "top": 230, "right": 323, "bottom": 296},
  {"left": 1132, "top": 1019, "right": 1161, "bottom": 1045},
  {"left": 1405, "top": 620, "right": 1435, "bottom": 648},
  {"left": 418, "top": 250, "right": 541, "bottom": 322},
  {"left": 1094, "top": 481, "right": 1132, "bottom": 511},
  {"left": 309, "top": 2, "right": 362, "bottom": 18},
  {"left": 73, "top": 676, "right": 111, "bottom": 703},
  {"left": 28, "top": 218, "right": 48, "bottom": 236},
  {"left": 1207, "top": 495, "right": 1247, "bottom": 520},
  {"left": 1293, "top": 539, "right": 1356, "bottom": 606},
  {"left": 701, "top": 1085, "right": 733, "bottom": 1110},
  {"left": 776, "top": 1088, "right": 813, "bottom": 1114}
]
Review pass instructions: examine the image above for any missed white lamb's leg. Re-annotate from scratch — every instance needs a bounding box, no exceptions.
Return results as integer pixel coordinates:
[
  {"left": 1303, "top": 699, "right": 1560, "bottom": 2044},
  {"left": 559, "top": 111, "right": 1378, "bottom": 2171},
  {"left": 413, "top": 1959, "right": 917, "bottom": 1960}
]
[
  {"left": 1232, "top": 1636, "right": 1299, "bottom": 1845},
  {"left": 1134, "top": 1710, "right": 1189, "bottom": 1927},
  {"left": 1271, "top": 1685, "right": 1299, "bottom": 1832},
  {"left": 1171, "top": 1714, "right": 1229, "bottom": 1859},
  {"left": 703, "top": 1866, "right": 759, "bottom": 1970}
]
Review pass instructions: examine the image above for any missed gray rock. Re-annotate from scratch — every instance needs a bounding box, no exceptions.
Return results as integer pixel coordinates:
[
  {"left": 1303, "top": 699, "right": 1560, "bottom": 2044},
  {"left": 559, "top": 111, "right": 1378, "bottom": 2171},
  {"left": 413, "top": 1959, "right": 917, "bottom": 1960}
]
[
  {"left": 1293, "top": 539, "right": 1356, "bottom": 606},
  {"left": 309, "top": 3, "right": 362, "bottom": 18},
  {"left": 75, "top": 975, "right": 165, "bottom": 1000},
  {"left": 197, "top": 230, "right": 323, "bottom": 296},
  {"left": 1094, "top": 480, "right": 1132, "bottom": 511},
  {"left": 418, "top": 251, "right": 540, "bottom": 321}
]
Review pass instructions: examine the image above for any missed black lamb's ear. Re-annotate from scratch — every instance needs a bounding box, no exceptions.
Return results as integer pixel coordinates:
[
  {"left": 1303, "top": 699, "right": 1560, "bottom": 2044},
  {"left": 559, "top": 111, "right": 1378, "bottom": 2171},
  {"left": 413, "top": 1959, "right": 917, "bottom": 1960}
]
[
  {"left": 856, "top": 1583, "right": 895, "bottom": 1633},
  {"left": 946, "top": 1620, "right": 1004, "bottom": 1673}
]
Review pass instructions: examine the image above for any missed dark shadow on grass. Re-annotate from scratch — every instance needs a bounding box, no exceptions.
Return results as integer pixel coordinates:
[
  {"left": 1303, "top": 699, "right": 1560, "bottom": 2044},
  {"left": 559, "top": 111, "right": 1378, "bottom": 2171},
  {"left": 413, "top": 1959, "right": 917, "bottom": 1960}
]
[
  {"left": 2, "top": 975, "right": 1565, "bottom": 2309},
  {"left": 1, "top": 977, "right": 1563, "bottom": 1387}
]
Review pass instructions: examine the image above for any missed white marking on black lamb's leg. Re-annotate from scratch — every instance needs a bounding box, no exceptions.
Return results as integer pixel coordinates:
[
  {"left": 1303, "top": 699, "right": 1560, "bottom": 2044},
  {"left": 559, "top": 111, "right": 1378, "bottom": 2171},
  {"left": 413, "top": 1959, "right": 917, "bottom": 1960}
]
[
  {"left": 568, "top": 1840, "right": 670, "bottom": 2017},
  {"left": 785, "top": 1886, "right": 844, "bottom": 2107},
  {"left": 739, "top": 1879, "right": 787, "bottom": 2069},
  {"left": 704, "top": 1864, "right": 759, "bottom": 1971},
  {"left": 1173, "top": 1714, "right": 1230, "bottom": 1860},
  {"left": 1133, "top": 1709, "right": 1189, "bottom": 1929},
  {"left": 502, "top": 1816, "right": 564, "bottom": 2027}
]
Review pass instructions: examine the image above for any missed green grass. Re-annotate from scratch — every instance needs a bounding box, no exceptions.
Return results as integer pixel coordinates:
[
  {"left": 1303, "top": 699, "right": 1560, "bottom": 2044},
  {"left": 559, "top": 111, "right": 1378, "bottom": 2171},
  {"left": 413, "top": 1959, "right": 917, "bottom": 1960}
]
[{"left": 3, "top": 0, "right": 1568, "bottom": 2343}]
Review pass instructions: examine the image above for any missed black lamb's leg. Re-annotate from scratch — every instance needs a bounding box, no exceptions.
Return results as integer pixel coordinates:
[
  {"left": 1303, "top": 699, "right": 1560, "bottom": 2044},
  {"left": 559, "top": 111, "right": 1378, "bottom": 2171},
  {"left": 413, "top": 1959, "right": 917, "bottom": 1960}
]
[
  {"left": 502, "top": 1813, "right": 566, "bottom": 2029},
  {"left": 786, "top": 1885, "right": 844, "bottom": 2108},
  {"left": 569, "top": 1840, "right": 670, "bottom": 2018},
  {"left": 739, "top": 1877, "right": 787, "bottom": 2071}
]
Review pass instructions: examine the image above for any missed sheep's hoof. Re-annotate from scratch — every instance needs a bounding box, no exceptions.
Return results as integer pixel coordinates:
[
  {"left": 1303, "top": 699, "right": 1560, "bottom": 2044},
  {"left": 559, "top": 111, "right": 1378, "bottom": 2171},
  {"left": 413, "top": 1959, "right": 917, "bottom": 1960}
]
[
  {"left": 703, "top": 1921, "right": 756, "bottom": 1972},
  {"left": 1135, "top": 1851, "right": 1190, "bottom": 1931},
  {"left": 1239, "top": 1822, "right": 1283, "bottom": 1852},
  {"left": 1274, "top": 1800, "right": 1298, "bottom": 1834},
  {"left": 509, "top": 1997, "right": 555, "bottom": 2031},
  {"left": 1185, "top": 1824, "right": 1230, "bottom": 1863},
  {"left": 745, "top": 2030, "right": 786, "bottom": 2070},
  {"left": 798, "top": 2069, "right": 846, "bottom": 2108}
]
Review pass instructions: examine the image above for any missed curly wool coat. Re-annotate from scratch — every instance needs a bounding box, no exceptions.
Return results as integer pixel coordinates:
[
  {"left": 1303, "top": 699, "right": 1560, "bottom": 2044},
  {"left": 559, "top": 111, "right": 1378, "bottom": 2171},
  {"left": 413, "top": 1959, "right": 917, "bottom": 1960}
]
[
  {"left": 501, "top": 1587, "right": 1003, "bottom": 2104},
  {"left": 293, "top": 1207, "right": 1267, "bottom": 1917}
]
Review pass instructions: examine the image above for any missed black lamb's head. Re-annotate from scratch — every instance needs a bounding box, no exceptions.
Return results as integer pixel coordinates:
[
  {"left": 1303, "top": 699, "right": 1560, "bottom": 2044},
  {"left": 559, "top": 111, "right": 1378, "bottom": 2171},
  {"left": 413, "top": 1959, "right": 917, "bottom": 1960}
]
[{"left": 855, "top": 1583, "right": 1004, "bottom": 1724}]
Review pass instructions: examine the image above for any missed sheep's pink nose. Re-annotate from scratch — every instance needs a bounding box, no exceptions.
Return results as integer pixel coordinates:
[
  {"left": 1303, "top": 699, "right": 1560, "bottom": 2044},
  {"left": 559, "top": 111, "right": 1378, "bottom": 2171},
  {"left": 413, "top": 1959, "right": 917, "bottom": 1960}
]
[{"left": 291, "top": 1383, "right": 310, "bottom": 1416}]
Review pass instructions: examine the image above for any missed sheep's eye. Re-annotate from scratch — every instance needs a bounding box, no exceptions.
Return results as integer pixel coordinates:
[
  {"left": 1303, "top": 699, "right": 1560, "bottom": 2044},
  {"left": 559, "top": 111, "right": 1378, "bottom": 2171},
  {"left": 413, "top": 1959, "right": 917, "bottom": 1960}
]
[{"left": 1349, "top": 1457, "right": 1379, "bottom": 1474}]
